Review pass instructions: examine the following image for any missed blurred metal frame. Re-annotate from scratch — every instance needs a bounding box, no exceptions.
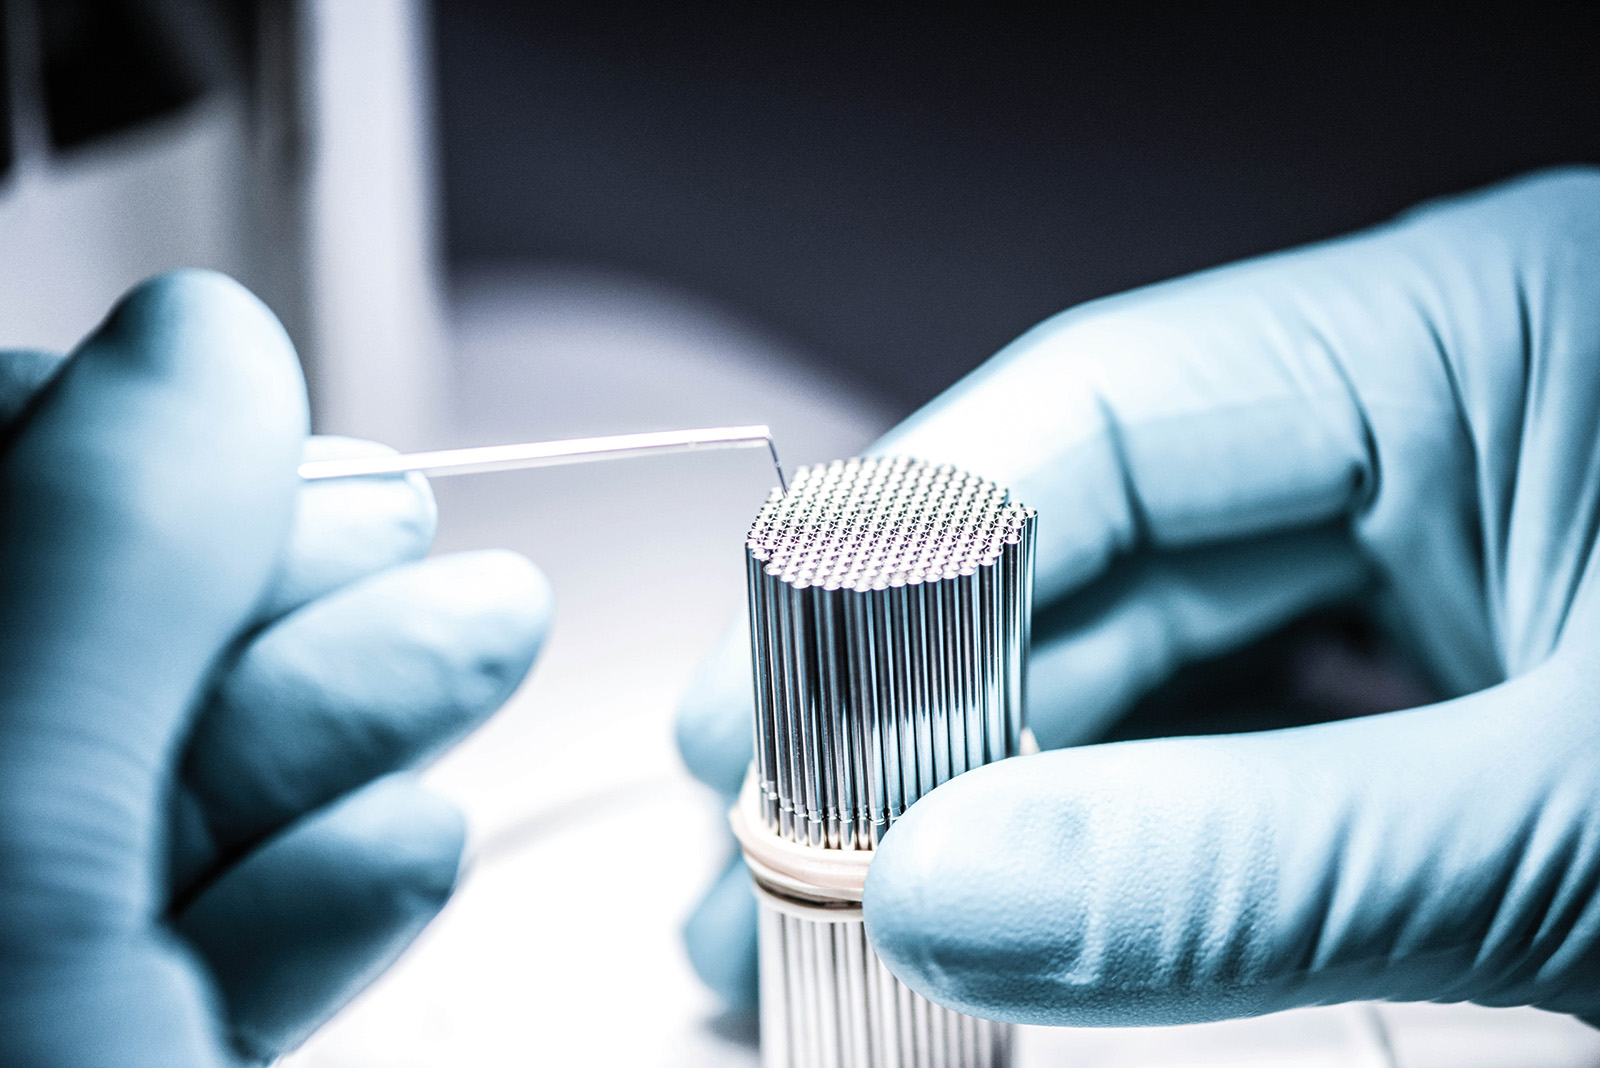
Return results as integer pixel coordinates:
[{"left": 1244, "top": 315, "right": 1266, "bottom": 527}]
[{"left": 1, "top": 0, "right": 446, "bottom": 449}]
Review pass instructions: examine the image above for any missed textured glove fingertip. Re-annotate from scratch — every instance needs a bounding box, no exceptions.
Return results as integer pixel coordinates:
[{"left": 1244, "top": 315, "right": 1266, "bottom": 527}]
[
  {"left": 684, "top": 854, "right": 760, "bottom": 1013},
  {"left": 676, "top": 624, "right": 756, "bottom": 798}
]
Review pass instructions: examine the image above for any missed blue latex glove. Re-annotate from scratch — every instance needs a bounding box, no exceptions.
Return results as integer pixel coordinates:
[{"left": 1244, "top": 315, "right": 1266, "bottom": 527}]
[
  {"left": 0, "top": 272, "right": 550, "bottom": 1064},
  {"left": 677, "top": 167, "right": 1600, "bottom": 1025}
]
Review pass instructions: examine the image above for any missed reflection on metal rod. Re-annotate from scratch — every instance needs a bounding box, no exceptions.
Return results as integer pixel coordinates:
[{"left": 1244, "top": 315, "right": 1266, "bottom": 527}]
[
  {"left": 743, "top": 455, "right": 1036, "bottom": 1068},
  {"left": 297, "top": 424, "right": 787, "bottom": 490}
]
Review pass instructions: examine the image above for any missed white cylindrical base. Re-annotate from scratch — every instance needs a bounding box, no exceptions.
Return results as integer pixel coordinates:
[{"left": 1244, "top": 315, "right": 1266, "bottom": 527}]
[{"left": 757, "top": 899, "right": 1013, "bottom": 1068}]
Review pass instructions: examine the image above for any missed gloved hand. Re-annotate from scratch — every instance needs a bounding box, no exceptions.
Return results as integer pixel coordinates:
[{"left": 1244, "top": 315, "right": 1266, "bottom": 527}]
[
  {"left": 677, "top": 167, "right": 1600, "bottom": 1026},
  {"left": 0, "top": 271, "right": 550, "bottom": 1064}
]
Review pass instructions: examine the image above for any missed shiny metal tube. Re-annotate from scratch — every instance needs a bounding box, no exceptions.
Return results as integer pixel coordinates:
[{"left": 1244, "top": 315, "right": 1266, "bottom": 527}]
[{"left": 743, "top": 456, "right": 1036, "bottom": 1068}]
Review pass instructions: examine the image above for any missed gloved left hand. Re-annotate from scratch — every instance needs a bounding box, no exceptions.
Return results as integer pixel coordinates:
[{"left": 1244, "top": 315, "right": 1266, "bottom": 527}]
[{"left": 0, "top": 271, "right": 550, "bottom": 1065}]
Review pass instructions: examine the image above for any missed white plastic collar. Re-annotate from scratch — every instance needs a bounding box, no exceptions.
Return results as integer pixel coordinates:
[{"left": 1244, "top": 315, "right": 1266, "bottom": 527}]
[{"left": 730, "top": 730, "right": 1039, "bottom": 911}]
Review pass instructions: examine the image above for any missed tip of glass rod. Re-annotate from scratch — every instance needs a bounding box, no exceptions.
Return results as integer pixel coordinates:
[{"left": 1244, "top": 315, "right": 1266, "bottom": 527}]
[{"left": 766, "top": 434, "right": 789, "bottom": 493}]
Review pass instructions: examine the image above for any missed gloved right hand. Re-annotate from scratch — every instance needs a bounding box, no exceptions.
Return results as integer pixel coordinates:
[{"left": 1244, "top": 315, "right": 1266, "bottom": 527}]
[
  {"left": 677, "top": 167, "right": 1600, "bottom": 1027},
  {"left": 0, "top": 271, "right": 550, "bottom": 1065}
]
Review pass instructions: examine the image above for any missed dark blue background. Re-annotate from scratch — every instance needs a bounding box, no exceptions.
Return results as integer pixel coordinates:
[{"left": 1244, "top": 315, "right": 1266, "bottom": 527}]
[{"left": 435, "top": 4, "right": 1600, "bottom": 410}]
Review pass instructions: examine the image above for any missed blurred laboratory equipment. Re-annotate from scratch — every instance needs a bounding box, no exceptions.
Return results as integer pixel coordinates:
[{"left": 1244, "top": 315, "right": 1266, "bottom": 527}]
[{"left": 1, "top": 0, "right": 442, "bottom": 448}]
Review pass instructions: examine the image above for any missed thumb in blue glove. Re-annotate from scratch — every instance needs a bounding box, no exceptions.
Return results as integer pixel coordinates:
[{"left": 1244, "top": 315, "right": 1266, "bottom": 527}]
[
  {"left": 0, "top": 271, "right": 551, "bottom": 1064},
  {"left": 681, "top": 167, "right": 1600, "bottom": 1026}
]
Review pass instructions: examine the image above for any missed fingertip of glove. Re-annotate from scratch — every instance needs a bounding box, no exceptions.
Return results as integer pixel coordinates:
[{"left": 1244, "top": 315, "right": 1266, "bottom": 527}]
[
  {"left": 433, "top": 547, "right": 554, "bottom": 659},
  {"left": 683, "top": 855, "right": 760, "bottom": 1013},
  {"left": 98, "top": 271, "right": 302, "bottom": 396},
  {"left": 330, "top": 775, "right": 468, "bottom": 908},
  {"left": 299, "top": 436, "right": 440, "bottom": 548},
  {"left": 863, "top": 762, "right": 1038, "bottom": 1015},
  {"left": 110, "top": 269, "right": 269, "bottom": 329},
  {"left": 266, "top": 439, "right": 441, "bottom": 617},
  {"left": 74, "top": 270, "right": 309, "bottom": 500},
  {"left": 675, "top": 625, "right": 755, "bottom": 798},
  {"left": 675, "top": 698, "right": 747, "bottom": 800},
  {"left": 485, "top": 548, "right": 555, "bottom": 628}
]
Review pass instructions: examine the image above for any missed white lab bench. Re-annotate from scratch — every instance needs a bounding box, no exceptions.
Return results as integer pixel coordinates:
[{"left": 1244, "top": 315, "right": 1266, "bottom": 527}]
[{"left": 282, "top": 269, "right": 1600, "bottom": 1068}]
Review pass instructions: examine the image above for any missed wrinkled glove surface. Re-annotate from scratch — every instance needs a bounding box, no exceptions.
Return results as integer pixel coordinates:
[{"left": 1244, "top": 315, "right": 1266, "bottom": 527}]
[
  {"left": 677, "top": 168, "right": 1600, "bottom": 1026},
  {"left": 0, "top": 272, "right": 550, "bottom": 1064}
]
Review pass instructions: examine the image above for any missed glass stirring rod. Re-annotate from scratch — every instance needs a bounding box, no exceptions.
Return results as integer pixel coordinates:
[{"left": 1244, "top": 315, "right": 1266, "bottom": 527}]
[{"left": 298, "top": 424, "right": 787, "bottom": 492}]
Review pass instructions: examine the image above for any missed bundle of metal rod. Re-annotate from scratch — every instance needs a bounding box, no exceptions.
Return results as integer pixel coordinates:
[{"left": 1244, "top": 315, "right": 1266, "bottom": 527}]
[{"left": 738, "top": 455, "right": 1036, "bottom": 1068}]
